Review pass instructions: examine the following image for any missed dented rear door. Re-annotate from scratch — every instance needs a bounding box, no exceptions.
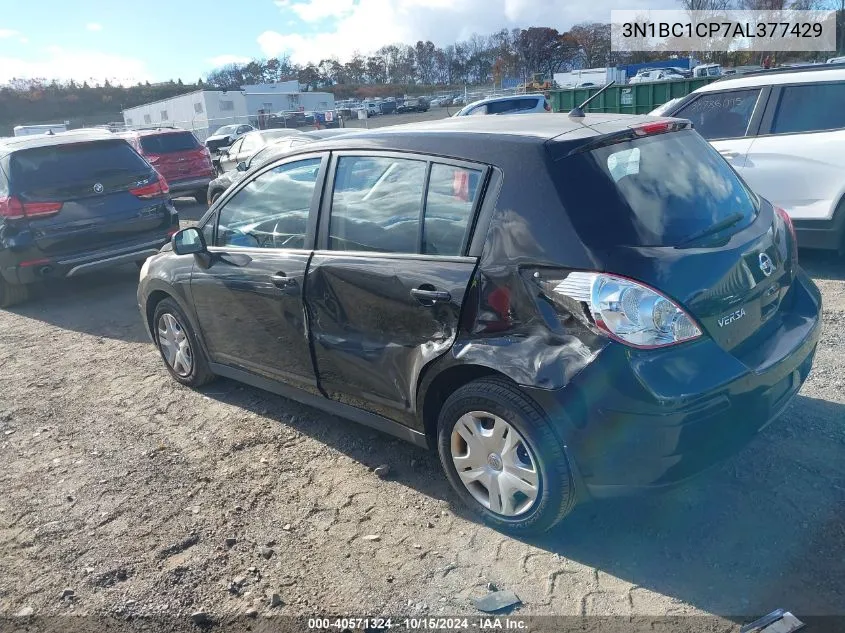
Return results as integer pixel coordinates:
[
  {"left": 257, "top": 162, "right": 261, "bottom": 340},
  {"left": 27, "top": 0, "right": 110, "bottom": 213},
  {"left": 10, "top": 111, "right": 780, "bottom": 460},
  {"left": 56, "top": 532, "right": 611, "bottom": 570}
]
[{"left": 304, "top": 152, "right": 487, "bottom": 428}]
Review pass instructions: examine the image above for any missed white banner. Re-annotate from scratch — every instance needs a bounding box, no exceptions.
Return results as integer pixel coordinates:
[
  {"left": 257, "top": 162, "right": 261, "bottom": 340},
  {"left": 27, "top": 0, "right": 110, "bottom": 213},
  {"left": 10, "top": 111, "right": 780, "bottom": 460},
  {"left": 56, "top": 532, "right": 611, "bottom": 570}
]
[{"left": 611, "top": 10, "right": 837, "bottom": 52}]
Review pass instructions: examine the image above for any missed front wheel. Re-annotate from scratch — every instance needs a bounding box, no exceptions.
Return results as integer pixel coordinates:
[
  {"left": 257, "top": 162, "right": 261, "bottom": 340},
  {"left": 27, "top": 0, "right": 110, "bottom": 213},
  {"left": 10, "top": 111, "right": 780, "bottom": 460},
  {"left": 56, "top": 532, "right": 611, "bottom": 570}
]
[
  {"left": 152, "top": 298, "right": 215, "bottom": 387},
  {"left": 437, "top": 377, "right": 576, "bottom": 534},
  {"left": 0, "top": 277, "right": 29, "bottom": 309}
]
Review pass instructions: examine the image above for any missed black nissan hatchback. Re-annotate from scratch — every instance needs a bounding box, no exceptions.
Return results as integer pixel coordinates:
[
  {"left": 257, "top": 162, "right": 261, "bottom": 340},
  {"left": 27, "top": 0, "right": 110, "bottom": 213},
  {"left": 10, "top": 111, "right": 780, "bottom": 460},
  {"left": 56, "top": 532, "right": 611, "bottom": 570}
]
[{"left": 138, "top": 114, "right": 821, "bottom": 534}]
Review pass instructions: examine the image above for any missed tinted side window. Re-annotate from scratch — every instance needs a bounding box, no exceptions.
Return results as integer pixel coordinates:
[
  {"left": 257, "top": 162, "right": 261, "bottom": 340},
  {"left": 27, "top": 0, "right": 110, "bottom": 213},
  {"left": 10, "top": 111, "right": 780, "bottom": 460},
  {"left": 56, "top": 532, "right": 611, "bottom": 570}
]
[
  {"left": 227, "top": 138, "right": 244, "bottom": 154},
  {"left": 216, "top": 158, "right": 321, "bottom": 249},
  {"left": 329, "top": 156, "right": 426, "bottom": 253},
  {"left": 486, "top": 100, "right": 518, "bottom": 114},
  {"left": 771, "top": 83, "right": 845, "bottom": 134},
  {"left": 674, "top": 89, "right": 760, "bottom": 139},
  {"left": 423, "top": 164, "right": 482, "bottom": 256}
]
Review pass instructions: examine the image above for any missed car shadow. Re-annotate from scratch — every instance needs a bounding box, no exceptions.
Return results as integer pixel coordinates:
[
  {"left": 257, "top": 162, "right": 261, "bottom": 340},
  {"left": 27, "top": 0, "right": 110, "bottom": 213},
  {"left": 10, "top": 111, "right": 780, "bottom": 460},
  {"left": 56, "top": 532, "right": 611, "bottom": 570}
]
[
  {"left": 200, "top": 376, "right": 845, "bottom": 616},
  {"left": 199, "top": 377, "right": 455, "bottom": 504},
  {"left": 529, "top": 394, "right": 845, "bottom": 617},
  {"left": 9, "top": 264, "right": 149, "bottom": 343},
  {"left": 799, "top": 249, "right": 845, "bottom": 281}
]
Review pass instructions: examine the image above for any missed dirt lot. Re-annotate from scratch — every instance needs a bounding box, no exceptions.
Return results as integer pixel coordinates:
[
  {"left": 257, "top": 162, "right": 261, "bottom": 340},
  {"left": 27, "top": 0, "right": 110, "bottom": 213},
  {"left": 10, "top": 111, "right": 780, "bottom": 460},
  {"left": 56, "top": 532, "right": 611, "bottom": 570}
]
[{"left": 1, "top": 198, "right": 844, "bottom": 630}]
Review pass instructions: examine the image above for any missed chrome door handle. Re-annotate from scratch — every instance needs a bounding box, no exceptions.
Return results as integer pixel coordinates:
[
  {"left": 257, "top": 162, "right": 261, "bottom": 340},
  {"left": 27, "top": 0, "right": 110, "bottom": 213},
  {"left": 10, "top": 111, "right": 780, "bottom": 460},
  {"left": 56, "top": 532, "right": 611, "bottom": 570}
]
[{"left": 411, "top": 288, "right": 451, "bottom": 303}]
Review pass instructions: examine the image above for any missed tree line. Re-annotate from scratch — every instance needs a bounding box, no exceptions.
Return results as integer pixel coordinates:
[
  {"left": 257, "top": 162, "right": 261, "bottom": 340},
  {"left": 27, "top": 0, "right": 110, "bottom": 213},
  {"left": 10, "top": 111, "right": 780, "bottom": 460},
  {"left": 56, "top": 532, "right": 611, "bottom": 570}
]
[{"left": 1, "top": 6, "right": 843, "bottom": 132}]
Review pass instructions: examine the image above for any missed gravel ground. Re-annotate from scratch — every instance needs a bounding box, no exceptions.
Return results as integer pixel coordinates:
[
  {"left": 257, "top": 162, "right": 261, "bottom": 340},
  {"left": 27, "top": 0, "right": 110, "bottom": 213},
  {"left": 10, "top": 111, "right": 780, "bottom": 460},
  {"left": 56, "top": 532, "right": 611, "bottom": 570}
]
[{"left": 0, "top": 199, "right": 843, "bottom": 631}]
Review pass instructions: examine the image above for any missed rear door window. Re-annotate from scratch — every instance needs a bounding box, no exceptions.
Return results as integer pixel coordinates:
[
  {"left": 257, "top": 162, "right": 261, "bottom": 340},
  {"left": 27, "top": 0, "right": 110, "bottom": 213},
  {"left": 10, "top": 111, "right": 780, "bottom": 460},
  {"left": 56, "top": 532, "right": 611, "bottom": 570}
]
[
  {"left": 771, "top": 82, "right": 845, "bottom": 134},
  {"left": 673, "top": 89, "right": 761, "bottom": 139},
  {"left": 423, "top": 164, "right": 483, "bottom": 256},
  {"left": 554, "top": 129, "right": 759, "bottom": 248},
  {"left": 10, "top": 141, "right": 153, "bottom": 195},
  {"left": 139, "top": 132, "right": 200, "bottom": 154},
  {"left": 329, "top": 156, "right": 427, "bottom": 253}
]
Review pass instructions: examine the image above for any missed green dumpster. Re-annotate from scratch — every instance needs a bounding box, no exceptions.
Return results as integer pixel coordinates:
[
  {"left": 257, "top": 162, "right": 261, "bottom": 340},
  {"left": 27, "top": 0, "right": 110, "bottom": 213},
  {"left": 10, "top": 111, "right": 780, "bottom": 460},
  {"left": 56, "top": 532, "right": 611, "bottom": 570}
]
[{"left": 549, "top": 77, "right": 721, "bottom": 115}]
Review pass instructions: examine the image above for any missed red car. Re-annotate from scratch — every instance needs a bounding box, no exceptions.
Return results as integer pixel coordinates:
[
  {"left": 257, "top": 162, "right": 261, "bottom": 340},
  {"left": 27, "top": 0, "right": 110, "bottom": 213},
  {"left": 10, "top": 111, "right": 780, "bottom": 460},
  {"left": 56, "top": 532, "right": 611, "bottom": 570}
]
[{"left": 121, "top": 128, "right": 214, "bottom": 204}]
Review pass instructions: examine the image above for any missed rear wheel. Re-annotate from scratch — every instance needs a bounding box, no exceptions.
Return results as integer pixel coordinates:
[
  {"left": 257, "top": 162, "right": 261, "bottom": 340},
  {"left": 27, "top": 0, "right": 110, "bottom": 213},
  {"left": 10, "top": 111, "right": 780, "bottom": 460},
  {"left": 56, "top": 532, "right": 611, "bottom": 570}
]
[
  {"left": 209, "top": 190, "right": 224, "bottom": 205},
  {"left": 437, "top": 377, "right": 576, "bottom": 534},
  {"left": 152, "top": 298, "right": 215, "bottom": 387},
  {"left": 0, "top": 277, "right": 29, "bottom": 309}
]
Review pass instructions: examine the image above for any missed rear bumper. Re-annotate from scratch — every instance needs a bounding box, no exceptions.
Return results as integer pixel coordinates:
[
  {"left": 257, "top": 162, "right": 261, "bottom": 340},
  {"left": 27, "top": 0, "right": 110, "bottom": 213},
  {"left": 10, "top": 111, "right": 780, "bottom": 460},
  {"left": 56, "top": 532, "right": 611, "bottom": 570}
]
[
  {"left": 524, "top": 269, "right": 822, "bottom": 498},
  {"left": 793, "top": 205, "right": 845, "bottom": 251},
  {"left": 4, "top": 237, "right": 170, "bottom": 285},
  {"left": 168, "top": 176, "right": 213, "bottom": 195}
]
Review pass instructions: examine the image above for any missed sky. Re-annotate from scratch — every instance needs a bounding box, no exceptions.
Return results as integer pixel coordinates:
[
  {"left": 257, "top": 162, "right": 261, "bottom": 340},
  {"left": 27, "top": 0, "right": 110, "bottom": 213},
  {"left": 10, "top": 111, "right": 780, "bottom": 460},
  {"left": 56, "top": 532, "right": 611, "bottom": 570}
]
[{"left": 0, "top": 0, "right": 673, "bottom": 85}]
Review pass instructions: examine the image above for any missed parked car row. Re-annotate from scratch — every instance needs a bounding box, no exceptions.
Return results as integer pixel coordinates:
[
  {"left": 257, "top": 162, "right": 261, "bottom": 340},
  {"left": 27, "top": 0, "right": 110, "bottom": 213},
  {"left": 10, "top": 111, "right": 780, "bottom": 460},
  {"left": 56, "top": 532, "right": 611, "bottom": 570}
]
[{"left": 0, "top": 100, "right": 828, "bottom": 536}]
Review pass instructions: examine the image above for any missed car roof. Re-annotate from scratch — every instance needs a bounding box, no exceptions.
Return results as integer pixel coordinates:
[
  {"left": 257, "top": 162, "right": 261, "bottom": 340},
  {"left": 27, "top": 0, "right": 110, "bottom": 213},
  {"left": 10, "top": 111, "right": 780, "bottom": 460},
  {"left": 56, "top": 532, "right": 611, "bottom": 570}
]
[
  {"left": 122, "top": 127, "right": 195, "bottom": 137},
  {"left": 695, "top": 64, "right": 845, "bottom": 92},
  {"left": 0, "top": 128, "right": 119, "bottom": 154},
  {"left": 282, "top": 113, "right": 678, "bottom": 164}
]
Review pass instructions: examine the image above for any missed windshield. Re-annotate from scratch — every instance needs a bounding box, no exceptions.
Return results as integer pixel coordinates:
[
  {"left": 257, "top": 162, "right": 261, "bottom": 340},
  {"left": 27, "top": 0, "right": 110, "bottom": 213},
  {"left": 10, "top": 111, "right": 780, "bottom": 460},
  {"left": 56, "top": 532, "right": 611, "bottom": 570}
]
[
  {"left": 553, "top": 129, "right": 759, "bottom": 247},
  {"left": 213, "top": 125, "right": 239, "bottom": 136}
]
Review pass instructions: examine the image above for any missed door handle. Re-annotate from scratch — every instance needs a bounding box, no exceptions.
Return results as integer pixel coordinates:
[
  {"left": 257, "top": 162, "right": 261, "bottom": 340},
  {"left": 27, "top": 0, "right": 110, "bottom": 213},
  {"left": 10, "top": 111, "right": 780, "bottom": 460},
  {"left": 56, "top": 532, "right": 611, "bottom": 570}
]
[
  {"left": 270, "top": 273, "right": 298, "bottom": 290},
  {"left": 718, "top": 149, "right": 740, "bottom": 159},
  {"left": 411, "top": 287, "right": 451, "bottom": 303}
]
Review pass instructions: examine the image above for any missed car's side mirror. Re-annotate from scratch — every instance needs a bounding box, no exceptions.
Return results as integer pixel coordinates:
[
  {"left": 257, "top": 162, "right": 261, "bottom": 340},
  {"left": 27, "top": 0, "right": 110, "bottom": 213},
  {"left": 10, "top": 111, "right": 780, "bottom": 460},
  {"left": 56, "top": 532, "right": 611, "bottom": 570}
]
[
  {"left": 172, "top": 227, "right": 207, "bottom": 256},
  {"left": 237, "top": 161, "right": 248, "bottom": 172}
]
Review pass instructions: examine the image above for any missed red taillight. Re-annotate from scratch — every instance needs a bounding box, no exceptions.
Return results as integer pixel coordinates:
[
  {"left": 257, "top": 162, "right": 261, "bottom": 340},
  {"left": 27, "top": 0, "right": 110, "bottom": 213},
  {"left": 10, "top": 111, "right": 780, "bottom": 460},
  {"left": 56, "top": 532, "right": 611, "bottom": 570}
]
[
  {"left": 775, "top": 206, "right": 798, "bottom": 264},
  {"left": 632, "top": 120, "right": 675, "bottom": 136},
  {"left": 0, "top": 196, "right": 62, "bottom": 219},
  {"left": 130, "top": 172, "right": 169, "bottom": 199},
  {"left": 20, "top": 258, "right": 51, "bottom": 267}
]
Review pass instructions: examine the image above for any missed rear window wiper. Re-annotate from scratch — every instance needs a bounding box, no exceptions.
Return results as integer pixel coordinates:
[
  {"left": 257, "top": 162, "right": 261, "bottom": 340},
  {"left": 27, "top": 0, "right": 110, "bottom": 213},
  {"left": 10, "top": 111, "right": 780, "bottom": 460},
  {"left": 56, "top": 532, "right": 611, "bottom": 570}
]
[{"left": 679, "top": 212, "right": 745, "bottom": 246}]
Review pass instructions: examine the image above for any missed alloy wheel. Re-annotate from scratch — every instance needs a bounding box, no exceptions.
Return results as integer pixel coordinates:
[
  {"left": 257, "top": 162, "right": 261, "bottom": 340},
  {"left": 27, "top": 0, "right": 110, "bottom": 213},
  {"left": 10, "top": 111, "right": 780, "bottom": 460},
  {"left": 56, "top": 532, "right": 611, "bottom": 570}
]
[
  {"left": 157, "top": 312, "right": 193, "bottom": 377},
  {"left": 450, "top": 410, "right": 540, "bottom": 517}
]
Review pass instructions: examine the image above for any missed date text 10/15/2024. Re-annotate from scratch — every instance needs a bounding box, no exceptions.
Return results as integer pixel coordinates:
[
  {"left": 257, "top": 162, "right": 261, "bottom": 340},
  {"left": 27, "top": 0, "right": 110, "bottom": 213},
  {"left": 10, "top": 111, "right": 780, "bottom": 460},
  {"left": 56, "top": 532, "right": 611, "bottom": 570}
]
[{"left": 307, "top": 617, "right": 528, "bottom": 630}]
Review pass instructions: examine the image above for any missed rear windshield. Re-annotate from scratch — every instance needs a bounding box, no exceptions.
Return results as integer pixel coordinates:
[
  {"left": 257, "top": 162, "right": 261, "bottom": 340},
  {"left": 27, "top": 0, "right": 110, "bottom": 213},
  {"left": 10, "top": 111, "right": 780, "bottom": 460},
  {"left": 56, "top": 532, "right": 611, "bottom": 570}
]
[
  {"left": 554, "top": 129, "right": 759, "bottom": 247},
  {"left": 10, "top": 140, "right": 152, "bottom": 192},
  {"left": 139, "top": 132, "right": 200, "bottom": 154}
]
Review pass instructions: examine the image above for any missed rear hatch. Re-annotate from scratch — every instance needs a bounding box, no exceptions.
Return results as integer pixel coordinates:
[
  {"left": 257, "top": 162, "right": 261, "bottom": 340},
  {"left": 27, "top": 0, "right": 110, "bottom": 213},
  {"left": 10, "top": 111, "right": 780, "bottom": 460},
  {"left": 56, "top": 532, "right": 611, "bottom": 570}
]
[
  {"left": 9, "top": 139, "right": 170, "bottom": 257},
  {"left": 139, "top": 131, "right": 212, "bottom": 184},
  {"left": 552, "top": 126, "right": 798, "bottom": 364}
]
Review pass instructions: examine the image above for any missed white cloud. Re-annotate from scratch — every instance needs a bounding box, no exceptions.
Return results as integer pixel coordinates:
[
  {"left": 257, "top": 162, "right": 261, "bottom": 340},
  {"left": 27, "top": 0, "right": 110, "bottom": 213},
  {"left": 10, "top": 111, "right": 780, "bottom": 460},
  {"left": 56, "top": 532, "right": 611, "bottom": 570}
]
[
  {"left": 264, "top": 0, "right": 676, "bottom": 64},
  {"left": 208, "top": 54, "right": 253, "bottom": 67},
  {"left": 86, "top": 23, "right": 103, "bottom": 32},
  {"left": 0, "top": 49, "right": 151, "bottom": 86},
  {"left": 18, "top": 37, "right": 29, "bottom": 44},
  {"left": 0, "top": 29, "right": 20, "bottom": 39},
  {"left": 278, "top": 0, "right": 356, "bottom": 22}
]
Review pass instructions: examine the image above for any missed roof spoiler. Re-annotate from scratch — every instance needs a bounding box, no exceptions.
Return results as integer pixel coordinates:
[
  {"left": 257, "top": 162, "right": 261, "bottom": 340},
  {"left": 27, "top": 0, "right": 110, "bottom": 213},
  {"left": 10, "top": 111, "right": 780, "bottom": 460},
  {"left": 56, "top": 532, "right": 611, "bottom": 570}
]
[{"left": 568, "top": 81, "right": 616, "bottom": 118}]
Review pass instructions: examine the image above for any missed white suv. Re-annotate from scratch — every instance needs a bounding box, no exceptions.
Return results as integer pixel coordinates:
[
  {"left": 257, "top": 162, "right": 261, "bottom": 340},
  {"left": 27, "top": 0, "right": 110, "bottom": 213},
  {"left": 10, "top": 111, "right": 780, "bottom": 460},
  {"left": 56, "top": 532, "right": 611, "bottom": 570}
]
[{"left": 660, "top": 65, "right": 845, "bottom": 252}]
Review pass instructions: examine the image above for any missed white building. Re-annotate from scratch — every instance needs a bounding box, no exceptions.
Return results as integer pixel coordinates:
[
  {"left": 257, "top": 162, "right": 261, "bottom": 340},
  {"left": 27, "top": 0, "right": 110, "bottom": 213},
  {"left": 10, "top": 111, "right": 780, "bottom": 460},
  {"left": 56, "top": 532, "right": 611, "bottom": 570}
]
[{"left": 122, "top": 83, "right": 335, "bottom": 142}]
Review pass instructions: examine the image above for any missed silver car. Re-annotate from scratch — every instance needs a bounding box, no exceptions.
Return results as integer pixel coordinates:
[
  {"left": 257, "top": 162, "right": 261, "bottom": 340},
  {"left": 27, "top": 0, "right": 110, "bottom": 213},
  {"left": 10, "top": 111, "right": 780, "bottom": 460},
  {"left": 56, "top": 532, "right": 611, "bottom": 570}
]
[{"left": 454, "top": 94, "right": 551, "bottom": 116}]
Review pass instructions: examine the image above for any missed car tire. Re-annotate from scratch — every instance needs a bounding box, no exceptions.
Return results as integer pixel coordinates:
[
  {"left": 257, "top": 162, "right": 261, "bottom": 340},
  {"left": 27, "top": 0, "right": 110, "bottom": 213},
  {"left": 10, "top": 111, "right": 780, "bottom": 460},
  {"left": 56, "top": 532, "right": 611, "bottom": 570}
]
[
  {"left": 0, "top": 277, "right": 29, "bottom": 309},
  {"left": 436, "top": 377, "right": 576, "bottom": 534},
  {"left": 152, "top": 297, "right": 215, "bottom": 388},
  {"left": 209, "top": 190, "right": 223, "bottom": 205}
]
